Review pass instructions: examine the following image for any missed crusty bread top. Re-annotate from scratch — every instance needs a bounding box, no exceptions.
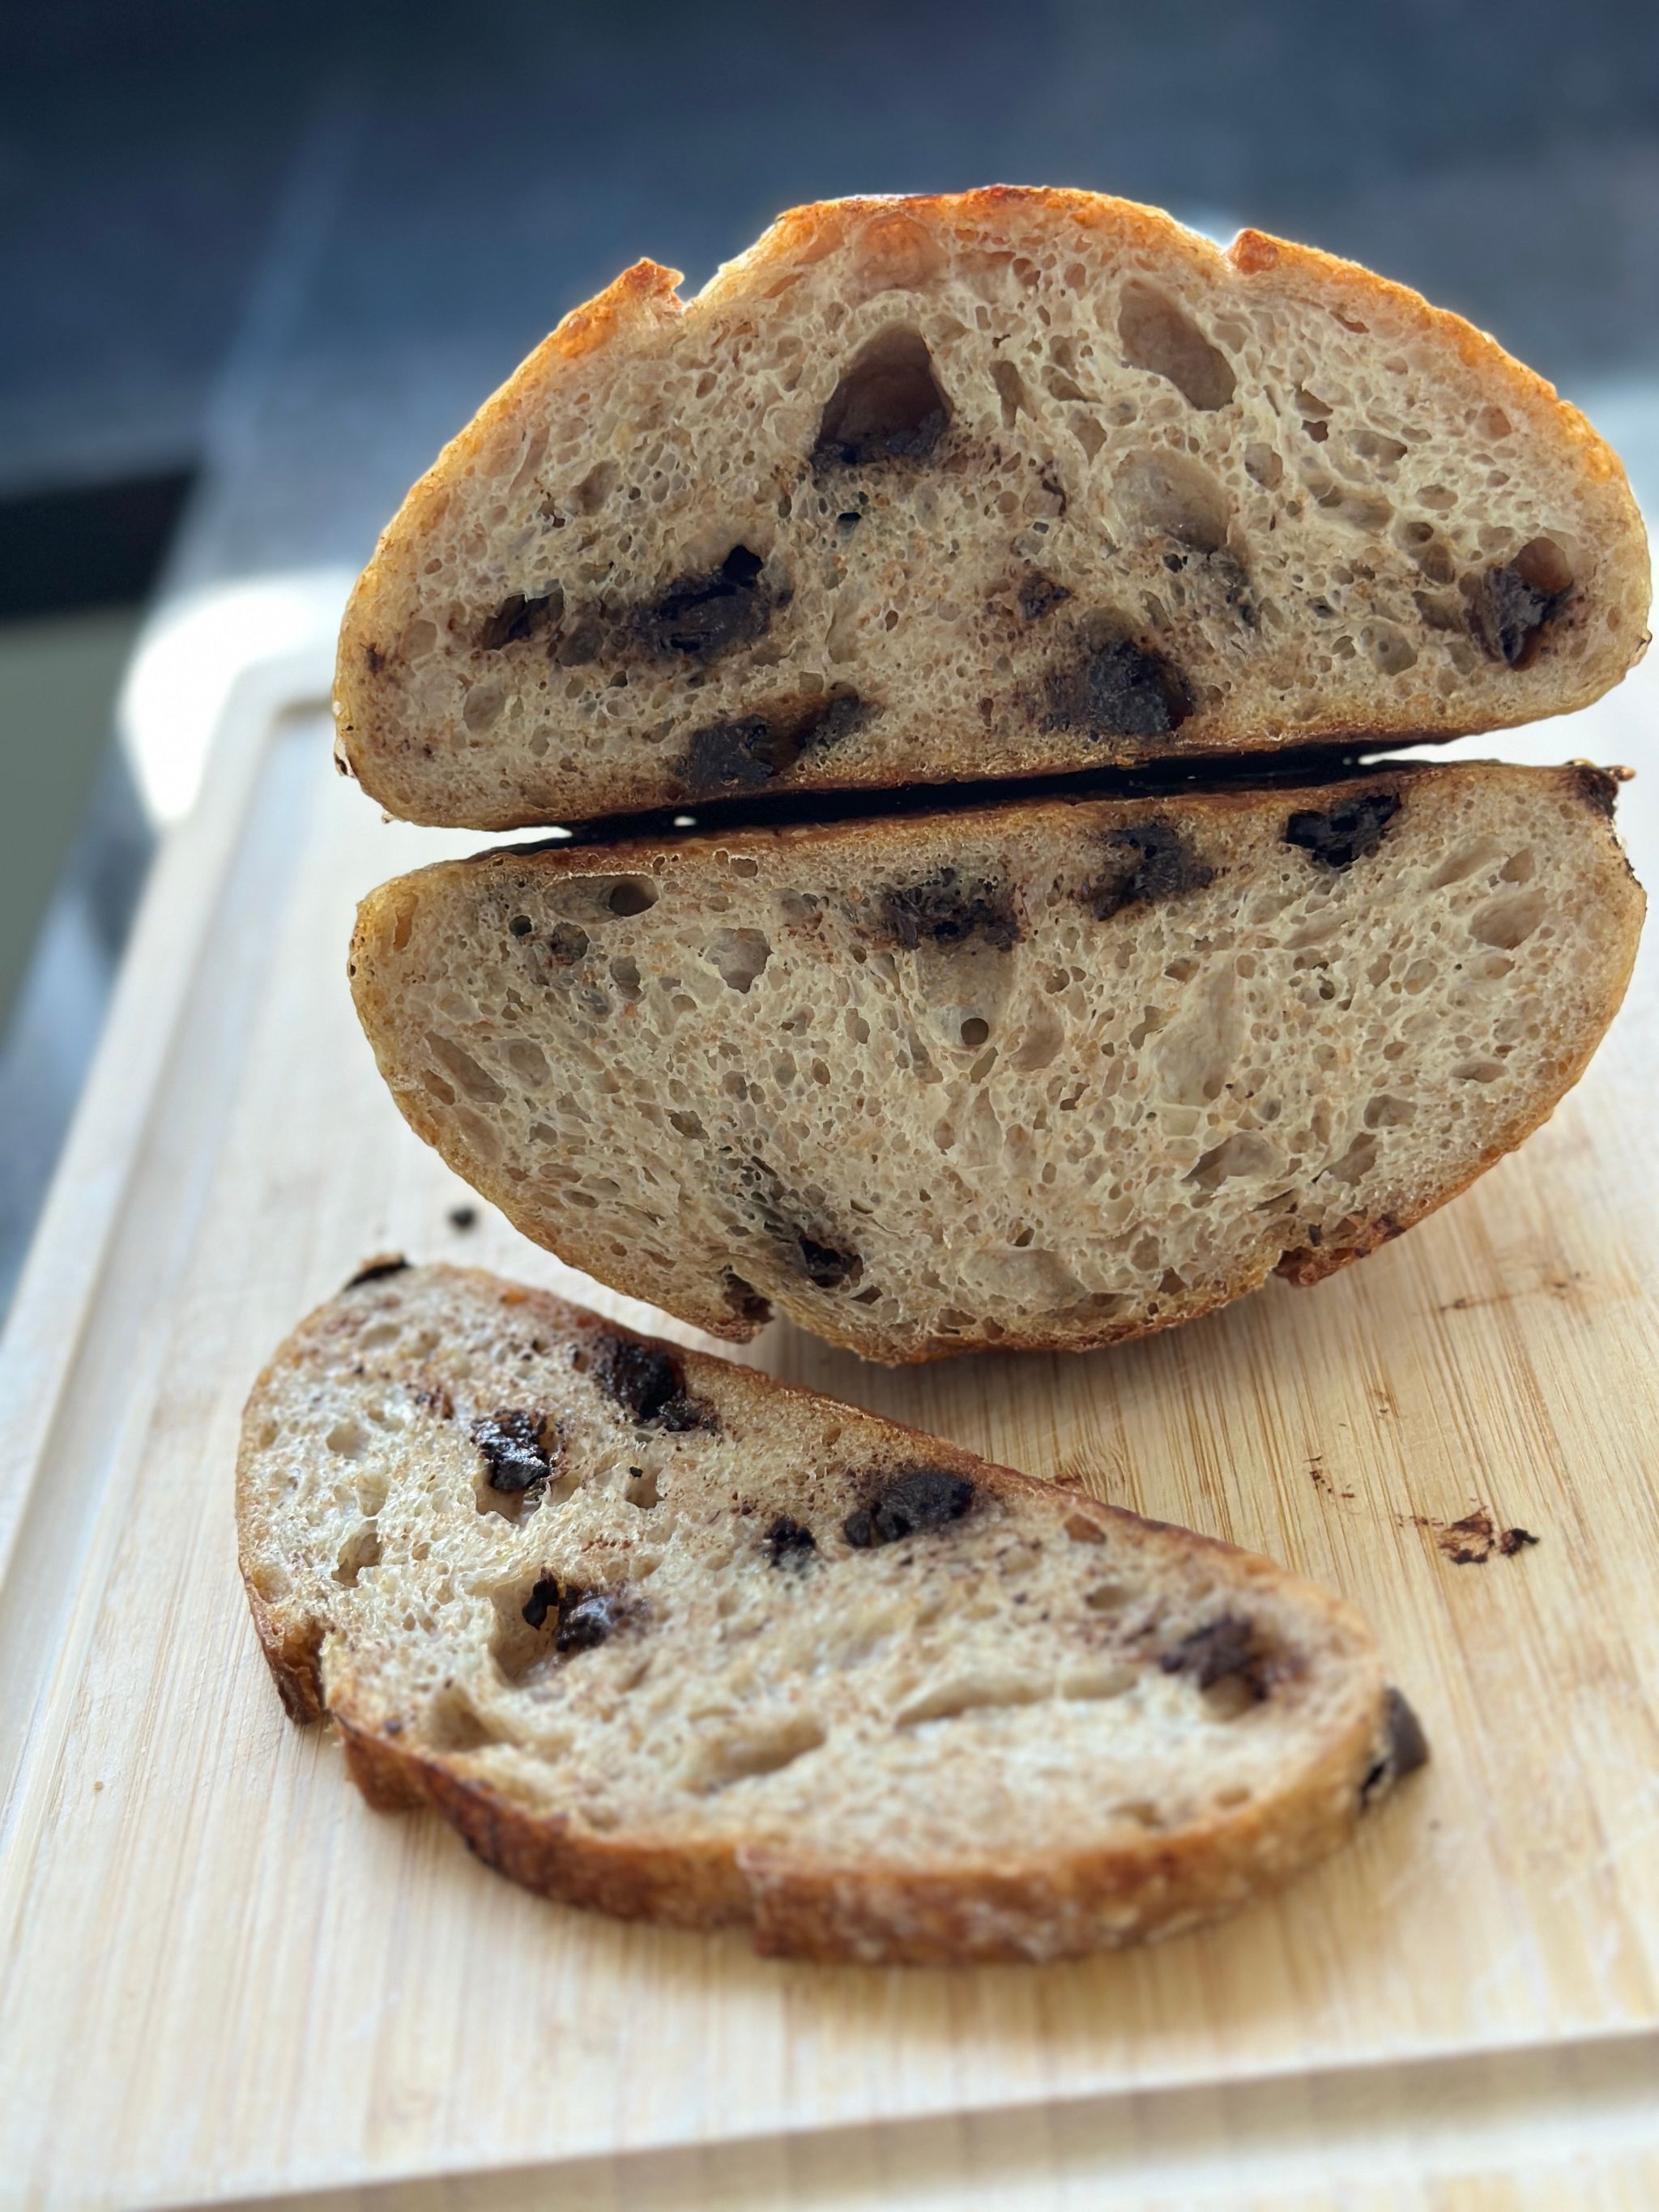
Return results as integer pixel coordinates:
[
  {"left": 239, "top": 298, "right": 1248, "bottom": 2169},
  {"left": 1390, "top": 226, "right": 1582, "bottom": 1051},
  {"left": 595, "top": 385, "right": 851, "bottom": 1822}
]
[
  {"left": 335, "top": 187, "right": 1649, "bottom": 828},
  {"left": 237, "top": 1264, "right": 1425, "bottom": 1962},
  {"left": 348, "top": 761, "right": 1642, "bottom": 1361}
]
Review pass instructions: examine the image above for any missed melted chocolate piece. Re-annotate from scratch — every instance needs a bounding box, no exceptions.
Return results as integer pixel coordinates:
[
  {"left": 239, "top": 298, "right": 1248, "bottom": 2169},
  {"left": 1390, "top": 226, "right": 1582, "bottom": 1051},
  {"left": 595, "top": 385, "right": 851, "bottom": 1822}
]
[
  {"left": 591, "top": 1335, "right": 710, "bottom": 1431},
  {"left": 1467, "top": 562, "right": 1567, "bottom": 667},
  {"left": 555, "top": 1589, "right": 616, "bottom": 1652},
  {"left": 1283, "top": 790, "right": 1401, "bottom": 870},
  {"left": 877, "top": 868, "right": 1019, "bottom": 953},
  {"left": 637, "top": 544, "right": 772, "bottom": 660},
  {"left": 1360, "top": 1686, "right": 1431, "bottom": 1805},
  {"left": 680, "top": 716, "right": 781, "bottom": 798},
  {"left": 1159, "top": 1613, "right": 1261, "bottom": 1692},
  {"left": 797, "top": 1234, "right": 862, "bottom": 1289},
  {"left": 843, "top": 1467, "right": 975, "bottom": 1549},
  {"left": 1085, "top": 819, "right": 1214, "bottom": 919},
  {"left": 1018, "top": 571, "right": 1072, "bottom": 622},
  {"left": 345, "top": 1255, "right": 410, "bottom": 1289},
  {"left": 520, "top": 1575, "right": 618, "bottom": 1651},
  {"left": 471, "top": 1409, "right": 551, "bottom": 1493},
  {"left": 1047, "top": 633, "right": 1191, "bottom": 739},
  {"left": 738, "top": 1160, "right": 864, "bottom": 1291},
  {"left": 764, "top": 1516, "right": 817, "bottom": 1566},
  {"left": 676, "top": 690, "right": 868, "bottom": 801},
  {"left": 521, "top": 1575, "right": 559, "bottom": 1630}
]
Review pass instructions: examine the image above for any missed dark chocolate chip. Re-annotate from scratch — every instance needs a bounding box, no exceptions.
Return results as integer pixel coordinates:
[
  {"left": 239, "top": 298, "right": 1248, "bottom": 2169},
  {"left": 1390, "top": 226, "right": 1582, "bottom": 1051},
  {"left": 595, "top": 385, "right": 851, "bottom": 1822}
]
[
  {"left": 843, "top": 1467, "right": 975, "bottom": 1549},
  {"left": 764, "top": 1516, "right": 817, "bottom": 1566},
  {"left": 1361, "top": 1686, "right": 1431, "bottom": 1805},
  {"left": 1047, "top": 632, "right": 1191, "bottom": 739},
  {"left": 680, "top": 716, "right": 779, "bottom": 796},
  {"left": 508, "top": 914, "right": 534, "bottom": 937},
  {"left": 479, "top": 592, "right": 559, "bottom": 650},
  {"left": 676, "top": 690, "right": 868, "bottom": 801},
  {"left": 737, "top": 1159, "right": 864, "bottom": 1291},
  {"left": 1283, "top": 790, "right": 1401, "bottom": 870},
  {"left": 814, "top": 330, "right": 951, "bottom": 469},
  {"left": 1498, "top": 1525, "right": 1541, "bottom": 1557},
  {"left": 555, "top": 1589, "right": 616, "bottom": 1652},
  {"left": 1466, "top": 562, "right": 1567, "bottom": 668},
  {"left": 1019, "top": 571, "right": 1072, "bottom": 622},
  {"left": 796, "top": 1234, "right": 862, "bottom": 1289},
  {"left": 363, "top": 642, "right": 386, "bottom": 675},
  {"left": 636, "top": 545, "right": 772, "bottom": 660},
  {"left": 1159, "top": 1613, "right": 1261, "bottom": 1692},
  {"left": 522, "top": 1574, "right": 559, "bottom": 1630},
  {"left": 804, "top": 689, "right": 869, "bottom": 752},
  {"left": 448, "top": 1205, "right": 478, "bottom": 1230},
  {"left": 877, "top": 867, "right": 1020, "bottom": 953},
  {"left": 1085, "top": 819, "right": 1214, "bottom": 920},
  {"left": 591, "top": 1334, "right": 710, "bottom": 1431},
  {"left": 471, "top": 1409, "right": 551, "bottom": 1493},
  {"left": 345, "top": 1255, "right": 410, "bottom": 1289},
  {"left": 1569, "top": 765, "right": 1619, "bottom": 820}
]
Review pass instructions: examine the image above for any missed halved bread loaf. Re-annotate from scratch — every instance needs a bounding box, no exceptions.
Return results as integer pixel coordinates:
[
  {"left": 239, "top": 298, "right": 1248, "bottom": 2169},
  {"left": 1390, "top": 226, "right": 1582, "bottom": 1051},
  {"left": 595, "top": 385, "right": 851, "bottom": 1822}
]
[
  {"left": 349, "top": 761, "right": 1642, "bottom": 1362},
  {"left": 237, "top": 1263, "right": 1427, "bottom": 1963},
  {"left": 335, "top": 188, "right": 1649, "bottom": 829}
]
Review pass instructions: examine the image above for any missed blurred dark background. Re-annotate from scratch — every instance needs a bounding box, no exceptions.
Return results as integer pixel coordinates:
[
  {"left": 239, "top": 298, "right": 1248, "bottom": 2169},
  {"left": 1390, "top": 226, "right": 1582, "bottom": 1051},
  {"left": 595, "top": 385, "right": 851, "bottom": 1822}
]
[{"left": 2, "top": 0, "right": 1658, "bottom": 1303}]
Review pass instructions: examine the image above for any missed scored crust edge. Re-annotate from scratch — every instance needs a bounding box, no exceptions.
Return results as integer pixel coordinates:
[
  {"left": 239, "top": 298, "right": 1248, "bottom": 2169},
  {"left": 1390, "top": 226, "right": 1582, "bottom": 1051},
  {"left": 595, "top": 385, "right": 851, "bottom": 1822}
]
[
  {"left": 335, "top": 185, "right": 1651, "bottom": 828},
  {"left": 237, "top": 1266, "right": 1426, "bottom": 1964}
]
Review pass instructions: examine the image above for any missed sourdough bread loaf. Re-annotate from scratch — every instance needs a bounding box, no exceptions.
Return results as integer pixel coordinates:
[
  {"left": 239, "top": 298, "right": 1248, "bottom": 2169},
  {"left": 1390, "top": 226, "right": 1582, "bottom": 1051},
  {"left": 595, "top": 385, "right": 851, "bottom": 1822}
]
[
  {"left": 335, "top": 189, "right": 1649, "bottom": 829},
  {"left": 348, "top": 761, "right": 1642, "bottom": 1361},
  {"left": 238, "top": 1263, "right": 1427, "bottom": 1963}
]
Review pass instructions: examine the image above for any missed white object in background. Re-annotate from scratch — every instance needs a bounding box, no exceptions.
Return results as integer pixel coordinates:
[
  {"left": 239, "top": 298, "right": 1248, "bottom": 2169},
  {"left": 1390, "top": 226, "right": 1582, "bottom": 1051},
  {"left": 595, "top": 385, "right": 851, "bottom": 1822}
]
[{"left": 117, "top": 567, "right": 356, "bottom": 825}]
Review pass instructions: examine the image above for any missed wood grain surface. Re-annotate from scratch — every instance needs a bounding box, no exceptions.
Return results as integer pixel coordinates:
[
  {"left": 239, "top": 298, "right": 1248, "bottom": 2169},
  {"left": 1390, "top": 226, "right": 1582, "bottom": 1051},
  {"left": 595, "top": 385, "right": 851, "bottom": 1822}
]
[{"left": 1, "top": 657, "right": 1657, "bottom": 2210}]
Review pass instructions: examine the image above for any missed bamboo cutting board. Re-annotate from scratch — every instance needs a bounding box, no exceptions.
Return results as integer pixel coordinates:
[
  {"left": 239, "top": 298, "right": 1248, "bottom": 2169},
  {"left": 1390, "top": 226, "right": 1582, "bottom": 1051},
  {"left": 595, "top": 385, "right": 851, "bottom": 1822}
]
[{"left": 2, "top": 654, "right": 1659, "bottom": 2211}]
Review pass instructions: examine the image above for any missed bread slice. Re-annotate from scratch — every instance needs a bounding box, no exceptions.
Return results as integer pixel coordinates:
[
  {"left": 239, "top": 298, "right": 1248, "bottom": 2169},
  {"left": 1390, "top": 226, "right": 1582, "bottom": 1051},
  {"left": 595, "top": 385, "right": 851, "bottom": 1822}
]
[
  {"left": 334, "top": 188, "right": 1649, "bottom": 829},
  {"left": 348, "top": 761, "right": 1642, "bottom": 1362},
  {"left": 237, "top": 1263, "right": 1427, "bottom": 1963}
]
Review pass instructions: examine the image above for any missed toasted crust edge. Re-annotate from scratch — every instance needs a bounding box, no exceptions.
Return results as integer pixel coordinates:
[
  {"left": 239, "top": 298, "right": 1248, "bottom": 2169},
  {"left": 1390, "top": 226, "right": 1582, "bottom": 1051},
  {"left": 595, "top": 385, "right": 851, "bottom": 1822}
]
[{"left": 237, "top": 1266, "right": 1418, "bottom": 1963}]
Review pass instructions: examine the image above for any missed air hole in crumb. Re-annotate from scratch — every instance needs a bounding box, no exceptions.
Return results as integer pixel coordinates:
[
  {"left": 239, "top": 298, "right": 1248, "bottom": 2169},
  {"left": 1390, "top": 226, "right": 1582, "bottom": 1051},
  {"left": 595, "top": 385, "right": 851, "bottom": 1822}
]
[
  {"left": 1113, "top": 450, "right": 1229, "bottom": 553},
  {"left": 1201, "top": 1674, "right": 1259, "bottom": 1721},
  {"left": 705, "top": 928, "right": 772, "bottom": 992},
  {"left": 814, "top": 328, "right": 950, "bottom": 466},
  {"left": 1469, "top": 889, "right": 1546, "bottom": 948},
  {"left": 332, "top": 1521, "right": 382, "bottom": 1588},
  {"left": 1117, "top": 281, "right": 1236, "bottom": 409},
  {"left": 1085, "top": 1579, "right": 1132, "bottom": 1611},
  {"left": 603, "top": 878, "right": 658, "bottom": 918},
  {"left": 697, "top": 1718, "right": 826, "bottom": 1790},
  {"left": 991, "top": 358, "right": 1026, "bottom": 428},
  {"left": 425, "top": 1690, "right": 496, "bottom": 1752}
]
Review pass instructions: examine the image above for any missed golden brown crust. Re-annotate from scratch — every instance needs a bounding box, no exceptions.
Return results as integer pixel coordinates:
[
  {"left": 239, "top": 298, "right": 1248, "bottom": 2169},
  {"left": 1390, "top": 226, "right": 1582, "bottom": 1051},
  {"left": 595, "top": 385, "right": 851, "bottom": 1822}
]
[
  {"left": 335, "top": 186, "right": 1651, "bottom": 830},
  {"left": 241, "top": 1268, "right": 1412, "bottom": 1963},
  {"left": 326, "top": 1699, "right": 1380, "bottom": 1964}
]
